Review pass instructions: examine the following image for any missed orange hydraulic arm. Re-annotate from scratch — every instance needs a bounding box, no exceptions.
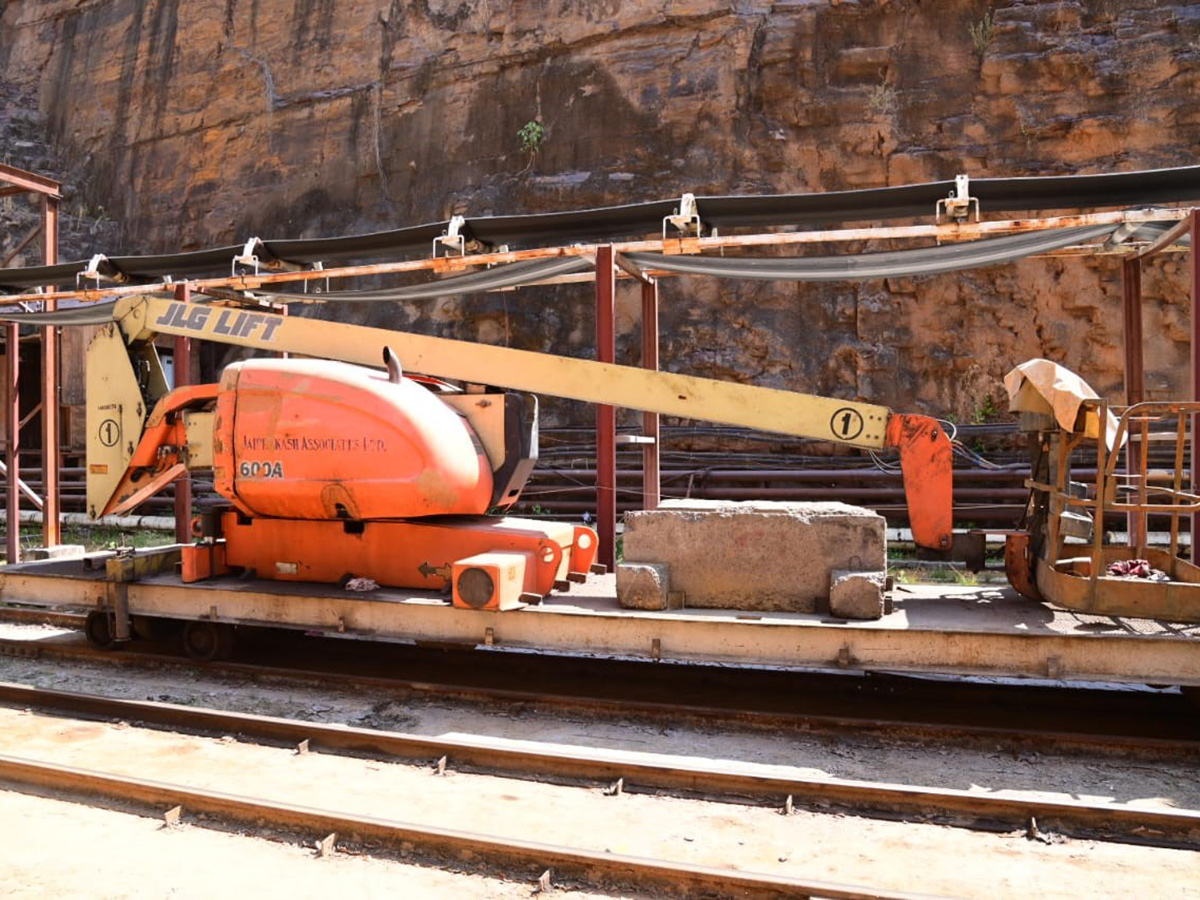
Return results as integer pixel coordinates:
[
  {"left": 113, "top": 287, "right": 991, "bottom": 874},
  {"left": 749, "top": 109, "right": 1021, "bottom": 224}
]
[
  {"left": 100, "top": 384, "right": 218, "bottom": 518},
  {"left": 885, "top": 414, "right": 954, "bottom": 551}
]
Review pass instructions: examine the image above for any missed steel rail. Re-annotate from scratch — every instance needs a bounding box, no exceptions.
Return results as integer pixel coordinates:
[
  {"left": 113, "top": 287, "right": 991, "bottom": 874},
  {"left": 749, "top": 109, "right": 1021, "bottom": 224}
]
[
  {"left": 0, "top": 608, "right": 88, "bottom": 629},
  {"left": 0, "top": 752, "right": 939, "bottom": 900},
  {"left": 0, "top": 633, "right": 1197, "bottom": 759},
  {"left": 0, "top": 208, "right": 1189, "bottom": 306},
  {"left": 2, "top": 682, "right": 1198, "bottom": 849}
]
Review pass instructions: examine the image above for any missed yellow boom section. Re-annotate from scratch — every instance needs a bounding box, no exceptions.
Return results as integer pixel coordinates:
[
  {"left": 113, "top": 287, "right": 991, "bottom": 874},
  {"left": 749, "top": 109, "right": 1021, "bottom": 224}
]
[{"left": 115, "top": 294, "right": 892, "bottom": 450}]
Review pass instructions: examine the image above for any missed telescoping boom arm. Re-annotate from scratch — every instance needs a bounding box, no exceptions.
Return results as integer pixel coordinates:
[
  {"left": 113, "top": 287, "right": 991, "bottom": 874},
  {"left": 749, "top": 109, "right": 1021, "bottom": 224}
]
[{"left": 90, "top": 294, "right": 953, "bottom": 550}]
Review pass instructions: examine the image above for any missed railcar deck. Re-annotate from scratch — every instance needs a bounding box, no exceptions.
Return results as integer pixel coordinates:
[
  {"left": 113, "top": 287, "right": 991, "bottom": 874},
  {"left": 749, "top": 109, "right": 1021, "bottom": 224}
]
[{"left": 2, "top": 549, "right": 1198, "bottom": 687}]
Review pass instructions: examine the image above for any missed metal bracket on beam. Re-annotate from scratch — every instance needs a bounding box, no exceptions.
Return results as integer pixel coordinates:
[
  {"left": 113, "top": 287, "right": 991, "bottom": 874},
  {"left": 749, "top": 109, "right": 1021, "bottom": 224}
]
[
  {"left": 936, "top": 175, "right": 980, "bottom": 224},
  {"left": 663, "top": 193, "right": 709, "bottom": 239},
  {"left": 432, "top": 216, "right": 493, "bottom": 260},
  {"left": 76, "top": 253, "right": 109, "bottom": 291},
  {"left": 433, "top": 215, "right": 469, "bottom": 258},
  {"left": 302, "top": 261, "right": 329, "bottom": 295},
  {"left": 232, "top": 237, "right": 264, "bottom": 276}
]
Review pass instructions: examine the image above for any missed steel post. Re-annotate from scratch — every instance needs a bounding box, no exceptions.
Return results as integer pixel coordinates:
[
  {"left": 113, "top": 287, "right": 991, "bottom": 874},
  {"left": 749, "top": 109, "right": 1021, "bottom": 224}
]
[
  {"left": 1192, "top": 211, "right": 1200, "bottom": 562},
  {"left": 641, "top": 278, "right": 660, "bottom": 511},
  {"left": 173, "top": 284, "right": 194, "bottom": 545},
  {"left": 1122, "top": 257, "right": 1144, "bottom": 548},
  {"left": 595, "top": 246, "right": 616, "bottom": 569},
  {"left": 0, "top": 165, "right": 61, "bottom": 563},
  {"left": 5, "top": 323, "right": 18, "bottom": 564},
  {"left": 40, "top": 195, "right": 59, "bottom": 548}
]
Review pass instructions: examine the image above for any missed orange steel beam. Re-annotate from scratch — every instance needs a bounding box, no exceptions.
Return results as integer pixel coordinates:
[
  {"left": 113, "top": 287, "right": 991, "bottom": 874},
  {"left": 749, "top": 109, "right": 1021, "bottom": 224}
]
[
  {"left": 0, "top": 222, "right": 41, "bottom": 269},
  {"left": 1134, "top": 216, "right": 1193, "bottom": 260},
  {"left": 40, "top": 195, "right": 59, "bottom": 548},
  {"left": 1192, "top": 211, "right": 1200, "bottom": 563},
  {"left": 1122, "top": 257, "right": 1145, "bottom": 547},
  {"left": 0, "top": 163, "right": 62, "bottom": 199},
  {"left": 0, "top": 164, "right": 62, "bottom": 558},
  {"left": 641, "top": 278, "right": 661, "bottom": 511},
  {"left": 4, "top": 323, "right": 16, "bottom": 564},
  {"left": 595, "top": 246, "right": 616, "bottom": 570}
]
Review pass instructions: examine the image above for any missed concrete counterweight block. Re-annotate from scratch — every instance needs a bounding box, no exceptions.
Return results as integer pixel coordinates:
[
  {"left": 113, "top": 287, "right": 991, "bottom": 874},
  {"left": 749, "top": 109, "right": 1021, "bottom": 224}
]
[
  {"left": 829, "top": 569, "right": 888, "bottom": 620},
  {"left": 616, "top": 562, "right": 671, "bottom": 610},
  {"left": 621, "top": 500, "right": 887, "bottom": 615},
  {"left": 26, "top": 544, "right": 87, "bottom": 561}
]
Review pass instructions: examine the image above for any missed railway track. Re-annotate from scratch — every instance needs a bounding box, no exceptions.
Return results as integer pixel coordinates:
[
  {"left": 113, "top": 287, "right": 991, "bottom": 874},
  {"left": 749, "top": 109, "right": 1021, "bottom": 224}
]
[
  {"left": 0, "top": 753, "right": 936, "bottom": 900},
  {"left": 1, "top": 619, "right": 1198, "bottom": 758},
  {"left": 1, "top": 682, "right": 1197, "bottom": 851}
]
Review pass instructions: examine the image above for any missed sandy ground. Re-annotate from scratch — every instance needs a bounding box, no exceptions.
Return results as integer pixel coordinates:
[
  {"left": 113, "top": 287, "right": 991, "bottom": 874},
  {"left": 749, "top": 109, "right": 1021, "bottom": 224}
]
[
  {"left": 0, "top": 789, "right": 615, "bottom": 899},
  {"left": 0, "top": 626, "right": 1198, "bottom": 897}
]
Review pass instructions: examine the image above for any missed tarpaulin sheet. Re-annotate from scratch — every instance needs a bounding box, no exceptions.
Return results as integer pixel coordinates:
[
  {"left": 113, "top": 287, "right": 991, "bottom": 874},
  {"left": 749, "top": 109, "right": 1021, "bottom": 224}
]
[
  {"left": 623, "top": 224, "right": 1116, "bottom": 282},
  {"left": 1005, "top": 357, "right": 1122, "bottom": 449},
  {"left": 260, "top": 255, "right": 594, "bottom": 301},
  {"left": 0, "top": 299, "right": 119, "bottom": 325}
]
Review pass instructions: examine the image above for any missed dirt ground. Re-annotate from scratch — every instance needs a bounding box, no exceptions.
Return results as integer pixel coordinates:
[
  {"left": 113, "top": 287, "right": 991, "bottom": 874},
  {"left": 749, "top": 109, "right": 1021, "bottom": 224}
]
[{"left": 0, "top": 625, "right": 1198, "bottom": 898}]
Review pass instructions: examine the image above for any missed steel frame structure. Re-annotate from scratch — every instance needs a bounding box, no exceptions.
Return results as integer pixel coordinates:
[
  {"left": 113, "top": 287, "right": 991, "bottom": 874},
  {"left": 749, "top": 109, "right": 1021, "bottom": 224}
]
[
  {"left": 1123, "top": 209, "right": 1200, "bottom": 560},
  {"left": 0, "top": 199, "right": 1197, "bottom": 568},
  {"left": 0, "top": 163, "right": 60, "bottom": 563}
]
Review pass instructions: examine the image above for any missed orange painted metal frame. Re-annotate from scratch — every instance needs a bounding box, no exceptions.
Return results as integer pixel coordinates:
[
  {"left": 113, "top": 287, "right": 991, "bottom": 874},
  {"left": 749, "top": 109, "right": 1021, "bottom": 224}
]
[
  {"left": 885, "top": 414, "right": 954, "bottom": 551},
  {"left": 206, "top": 513, "right": 597, "bottom": 598},
  {"left": 102, "top": 384, "right": 218, "bottom": 517},
  {"left": 0, "top": 163, "right": 60, "bottom": 561}
]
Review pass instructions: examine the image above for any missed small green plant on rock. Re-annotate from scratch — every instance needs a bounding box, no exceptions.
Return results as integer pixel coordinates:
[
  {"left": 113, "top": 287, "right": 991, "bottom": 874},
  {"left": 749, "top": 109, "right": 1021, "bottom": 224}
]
[
  {"left": 517, "top": 119, "right": 545, "bottom": 170},
  {"left": 972, "top": 395, "right": 999, "bottom": 425},
  {"left": 868, "top": 70, "right": 896, "bottom": 116},
  {"left": 970, "top": 11, "right": 994, "bottom": 59}
]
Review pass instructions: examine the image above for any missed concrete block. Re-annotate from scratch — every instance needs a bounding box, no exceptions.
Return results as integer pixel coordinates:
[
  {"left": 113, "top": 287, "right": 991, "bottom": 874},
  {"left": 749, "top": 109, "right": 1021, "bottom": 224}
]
[
  {"left": 829, "top": 569, "right": 887, "bottom": 620},
  {"left": 25, "top": 544, "right": 87, "bottom": 561},
  {"left": 623, "top": 500, "right": 886, "bottom": 613},
  {"left": 617, "top": 562, "right": 671, "bottom": 610}
]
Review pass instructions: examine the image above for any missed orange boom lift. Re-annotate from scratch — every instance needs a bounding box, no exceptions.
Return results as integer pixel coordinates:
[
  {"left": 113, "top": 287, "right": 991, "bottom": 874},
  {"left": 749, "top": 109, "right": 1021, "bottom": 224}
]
[{"left": 88, "top": 294, "right": 954, "bottom": 611}]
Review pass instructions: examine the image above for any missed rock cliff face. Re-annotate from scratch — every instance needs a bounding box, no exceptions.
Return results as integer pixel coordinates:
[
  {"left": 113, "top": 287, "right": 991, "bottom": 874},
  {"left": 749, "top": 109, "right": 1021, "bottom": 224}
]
[{"left": 2, "top": 0, "right": 1198, "bottom": 423}]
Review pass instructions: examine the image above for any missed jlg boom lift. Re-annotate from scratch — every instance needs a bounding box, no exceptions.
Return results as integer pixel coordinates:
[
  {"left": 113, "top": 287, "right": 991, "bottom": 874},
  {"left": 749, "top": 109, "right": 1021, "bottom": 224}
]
[{"left": 88, "top": 292, "right": 955, "bottom": 616}]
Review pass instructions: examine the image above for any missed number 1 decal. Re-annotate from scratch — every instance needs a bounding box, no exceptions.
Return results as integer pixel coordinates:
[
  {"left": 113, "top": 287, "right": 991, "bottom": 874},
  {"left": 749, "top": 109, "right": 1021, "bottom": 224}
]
[{"left": 829, "top": 407, "right": 865, "bottom": 441}]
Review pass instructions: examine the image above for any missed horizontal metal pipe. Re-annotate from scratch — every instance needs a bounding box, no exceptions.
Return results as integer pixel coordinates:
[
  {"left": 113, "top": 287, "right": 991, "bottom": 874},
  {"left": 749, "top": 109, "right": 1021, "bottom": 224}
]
[
  {"left": 5, "top": 510, "right": 178, "bottom": 531},
  {"left": 523, "top": 486, "right": 1029, "bottom": 501},
  {"left": 530, "top": 467, "right": 1183, "bottom": 484},
  {"left": 518, "top": 499, "right": 1027, "bottom": 521}
]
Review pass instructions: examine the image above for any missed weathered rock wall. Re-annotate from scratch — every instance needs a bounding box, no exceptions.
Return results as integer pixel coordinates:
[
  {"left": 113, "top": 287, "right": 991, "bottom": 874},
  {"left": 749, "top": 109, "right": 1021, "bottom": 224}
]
[{"left": 2, "top": 0, "right": 1198, "bottom": 422}]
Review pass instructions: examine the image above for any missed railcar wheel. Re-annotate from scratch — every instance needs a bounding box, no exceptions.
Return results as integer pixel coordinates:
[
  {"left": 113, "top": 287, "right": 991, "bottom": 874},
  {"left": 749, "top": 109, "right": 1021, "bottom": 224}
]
[
  {"left": 182, "top": 621, "right": 235, "bottom": 661},
  {"left": 84, "top": 610, "right": 115, "bottom": 649}
]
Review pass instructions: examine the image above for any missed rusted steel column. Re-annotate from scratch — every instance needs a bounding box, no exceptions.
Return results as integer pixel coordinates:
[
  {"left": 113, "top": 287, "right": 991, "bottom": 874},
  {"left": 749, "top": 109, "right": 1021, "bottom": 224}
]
[
  {"left": 1121, "top": 257, "right": 1145, "bottom": 548},
  {"left": 6, "top": 322, "right": 19, "bottom": 563},
  {"left": 1122, "top": 258, "right": 1144, "bottom": 404},
  {"left": 40, "top": 194, "right": 60, "bottom": 548},
  {"left": 1191, "top": 211, "right": 1200, "bottom": 562},
  {"left": 173, "top": 283, "right": 194, "bottom": 545},
  {"left": 595, "top": 246, "right": 617, "bottom": 569},
  {"left": 641, "top": 278, "right": 661, "bottom": 511}
]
